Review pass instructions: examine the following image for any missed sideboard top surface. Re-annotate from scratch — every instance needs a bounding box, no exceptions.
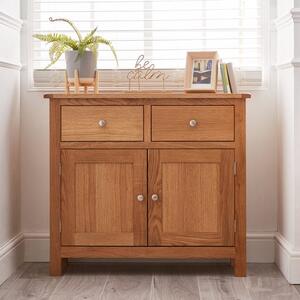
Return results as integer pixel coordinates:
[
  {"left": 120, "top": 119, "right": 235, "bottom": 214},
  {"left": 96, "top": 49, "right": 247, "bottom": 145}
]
[{"left": 44, "top": 91, "right": 251, "bottom": 100}]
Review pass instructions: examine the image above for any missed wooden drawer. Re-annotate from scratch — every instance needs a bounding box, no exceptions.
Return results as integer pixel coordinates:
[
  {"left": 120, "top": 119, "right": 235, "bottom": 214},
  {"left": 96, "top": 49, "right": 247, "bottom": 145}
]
[
  {"left": 61, "top": 106, "right": 143, "bottom": 141},
  {"left": 152, "top": 106, "right": 235, "bottom": 141}
]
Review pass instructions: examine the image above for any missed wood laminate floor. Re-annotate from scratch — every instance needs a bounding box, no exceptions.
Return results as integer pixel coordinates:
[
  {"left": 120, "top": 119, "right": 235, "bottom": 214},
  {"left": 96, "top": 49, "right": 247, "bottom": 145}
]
[{"left": 0, "top": 263, "right": 299, "bottom": 300}]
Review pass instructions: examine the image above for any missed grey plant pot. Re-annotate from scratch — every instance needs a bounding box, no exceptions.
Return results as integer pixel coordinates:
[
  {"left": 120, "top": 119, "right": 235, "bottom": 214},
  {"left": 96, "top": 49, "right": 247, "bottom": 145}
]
[{"left": 65, "top": 50, "right": 97, "bottom": 79}]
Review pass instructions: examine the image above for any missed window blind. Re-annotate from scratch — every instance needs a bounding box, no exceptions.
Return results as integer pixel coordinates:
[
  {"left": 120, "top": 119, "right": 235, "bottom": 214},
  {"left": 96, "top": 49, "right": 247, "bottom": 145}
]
[{"left": 31, "top": 0, "right": 264, "bottom": 71}]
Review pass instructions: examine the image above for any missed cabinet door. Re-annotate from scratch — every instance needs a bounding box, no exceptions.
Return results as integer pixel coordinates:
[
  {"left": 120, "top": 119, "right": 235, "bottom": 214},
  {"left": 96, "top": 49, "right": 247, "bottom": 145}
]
[
  {"left": 148, "top": 149, "right": 235, "bottom": 246},
  {"left": 61, "top": 149, "right": 147, "bottom": 246}
]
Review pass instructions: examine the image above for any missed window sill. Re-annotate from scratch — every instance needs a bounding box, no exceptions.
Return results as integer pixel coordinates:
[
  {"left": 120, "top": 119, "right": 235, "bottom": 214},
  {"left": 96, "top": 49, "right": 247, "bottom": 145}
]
[{"left": 29, "top": 68, "right": 264, "bottom": 92}]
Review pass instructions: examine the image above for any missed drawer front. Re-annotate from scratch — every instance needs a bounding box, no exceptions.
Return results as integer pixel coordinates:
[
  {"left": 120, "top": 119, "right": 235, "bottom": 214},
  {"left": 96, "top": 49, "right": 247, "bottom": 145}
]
[
  {"left": 152, "top": 106, "right": 234, "bottom": 141},
  {"left": 61, "top": 106, "right": 143, "bottom": 141}
]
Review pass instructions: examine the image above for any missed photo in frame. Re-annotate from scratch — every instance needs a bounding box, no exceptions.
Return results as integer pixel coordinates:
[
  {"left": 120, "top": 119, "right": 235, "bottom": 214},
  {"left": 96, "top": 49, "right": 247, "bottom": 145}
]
[{"left": 184, "top": 51, "right": 219, "bottom": 92}]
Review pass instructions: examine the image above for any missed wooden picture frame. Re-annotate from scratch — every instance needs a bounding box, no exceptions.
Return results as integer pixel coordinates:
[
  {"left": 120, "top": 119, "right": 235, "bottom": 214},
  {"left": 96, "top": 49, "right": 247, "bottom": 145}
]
[{"left": 184, "top": 51, "right": 219, "bottom": 93}]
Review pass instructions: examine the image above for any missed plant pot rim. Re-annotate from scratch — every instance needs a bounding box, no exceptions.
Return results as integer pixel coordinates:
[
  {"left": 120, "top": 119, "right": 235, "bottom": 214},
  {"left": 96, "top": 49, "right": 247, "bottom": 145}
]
[{"left": 65, "top": 50, "right": 94, "bottom": 53}]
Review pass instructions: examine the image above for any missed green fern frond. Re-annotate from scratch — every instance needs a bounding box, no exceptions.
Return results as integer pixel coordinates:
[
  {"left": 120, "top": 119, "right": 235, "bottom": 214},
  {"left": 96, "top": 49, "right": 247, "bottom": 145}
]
[
  {"left": 78, "top": 27, "right": 98, "bottom": 56},
  {"left": 33, "top": 33, "right": 78, "bottom": 50},
  {"left": 93, "top": 36, "right": 119, "bottom": 66},
  {"left": 82, "top": 27, "right": 97, "bottom": 45},
  {"left": 49, "top": 17, "right": 82, "bottom": 41},
  {"left": 33, "top": 18, "right": 118, "bottom": 68},
  {"left": 46, "top": 42, "right": 69, "bottom": 68}
]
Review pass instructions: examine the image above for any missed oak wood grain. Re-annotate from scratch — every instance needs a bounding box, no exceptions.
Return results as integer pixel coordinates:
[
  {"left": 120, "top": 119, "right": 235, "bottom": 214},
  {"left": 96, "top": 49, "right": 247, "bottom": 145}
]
[
  {"left": 234, "top": 101, "right": 247, "bottom": 277},
  {"left": 56, "top": 98, "right": 247, "bottom": 107},
  {"left": 61, "top": 106, "right": 143, "bottom": 141},
  {"left": 61, "top": 247, "right": 236, "bottom": 259},
  {"left": 60, "top": 141, "right": 237, "bottom": 149},
  {"left": 45, "top": 92, "right": 251, "bottom": 99},
  {"left": 61, "top": 149, "right": 147, "bottom": 246},
  {"left": 148, "top": 149, "right": 235, "bottom": 246},
  {"left": 50, "top": 100, "right": 66, "bottom": 276},
  {"left": 47, "top": 92, "right": 249, "bottom": 277},
  {"left": 143, "top": 105, "right": 151, "bottom": 143},
  {"left": 152, "top": 105, "right": 235, "bottom": 141}
]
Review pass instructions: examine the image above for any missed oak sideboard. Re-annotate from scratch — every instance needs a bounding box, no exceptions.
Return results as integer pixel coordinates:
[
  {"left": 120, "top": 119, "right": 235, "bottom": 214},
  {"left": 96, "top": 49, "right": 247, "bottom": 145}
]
[{"left": 45, "top": 92, "right": 250, "bottom": 276}]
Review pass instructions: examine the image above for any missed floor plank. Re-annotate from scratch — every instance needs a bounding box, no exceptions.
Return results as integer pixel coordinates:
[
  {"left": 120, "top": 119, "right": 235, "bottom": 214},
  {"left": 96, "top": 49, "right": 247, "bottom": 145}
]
[
  {"left": 0, "top": 262, "right": 299, "bottom": 300},
  {"left": 101, "top": 263, "right": 152, "bottom": 300},
  {"left": 198, "top": 276, "right": 252, "bottom": 300},
  {"left": 244, "top": 264, "right": 300, "bottom": 300},
  {"left": 0, "top": 263, "right": 31, "bottom": 290},
  {"left": 0, "top": 263, "right": 61, "bottom": 300},
  {"left": 49, "top": 263, "right": 109, "bottom": 300},
  {"left": 152, "top": 263, "right": 200, "bottom": 300}
]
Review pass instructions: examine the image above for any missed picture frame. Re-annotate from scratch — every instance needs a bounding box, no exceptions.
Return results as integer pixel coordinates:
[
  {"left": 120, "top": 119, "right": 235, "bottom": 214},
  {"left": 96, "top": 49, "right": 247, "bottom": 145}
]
[{"left": 184, "top": 51, "right": 219, "bottom": 92}]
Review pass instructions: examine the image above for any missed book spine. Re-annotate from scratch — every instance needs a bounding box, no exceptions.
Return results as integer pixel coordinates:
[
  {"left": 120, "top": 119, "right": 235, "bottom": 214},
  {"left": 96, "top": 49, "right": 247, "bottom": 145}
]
[
  {"left": 220, "top": 64, "right": 227, "bottom": 93},
  {"left": 227, "top": 63, "right": 238, "bottom": 93},
  {"left": 224, "top": 64, "right": 231, "bottom": 93}
]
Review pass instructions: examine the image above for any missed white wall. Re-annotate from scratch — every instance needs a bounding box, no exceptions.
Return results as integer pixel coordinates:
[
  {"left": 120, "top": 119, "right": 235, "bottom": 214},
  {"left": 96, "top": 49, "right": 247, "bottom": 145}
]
[
  {"left": 0, "top": 0, "right": 23, "bottom": 286},
  {"left": 275, "top": 0, "right": 300, "bottom": 284},
  {"left": 0, "top": 0, "right": 19, "bottom": 19}
]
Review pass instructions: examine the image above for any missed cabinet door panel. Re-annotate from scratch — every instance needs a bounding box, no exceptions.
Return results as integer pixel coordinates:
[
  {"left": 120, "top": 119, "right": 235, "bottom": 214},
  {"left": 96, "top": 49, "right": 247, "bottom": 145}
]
[
  {"left": 148, "top": 149, "right": 234, "bottom": 246},
  {"left": 61, "top": 149, "right": 147, "bottom": 246}
]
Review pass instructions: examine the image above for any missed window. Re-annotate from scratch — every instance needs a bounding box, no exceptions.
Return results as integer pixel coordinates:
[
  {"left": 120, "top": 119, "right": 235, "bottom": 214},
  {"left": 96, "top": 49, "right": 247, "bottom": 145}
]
[{"left": 30, "top": 0, "right": 266, "bottom": 89}]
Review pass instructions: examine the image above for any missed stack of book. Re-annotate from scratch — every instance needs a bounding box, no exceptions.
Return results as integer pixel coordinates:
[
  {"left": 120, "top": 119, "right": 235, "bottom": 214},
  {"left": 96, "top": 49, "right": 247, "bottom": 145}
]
[{"left": 220, "top": 62, "right": 238, "bottom": 93}]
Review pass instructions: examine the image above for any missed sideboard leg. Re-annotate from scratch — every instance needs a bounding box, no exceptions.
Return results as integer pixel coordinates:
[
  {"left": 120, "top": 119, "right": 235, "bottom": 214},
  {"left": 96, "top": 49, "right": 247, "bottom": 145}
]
[
  {"left": 234, "top": 101, "right": 247, "bottom": 278},
  {"left": 233, "top": 256, "right": 246, "bottom": 277},
  {"left": 50, "top": 257, "right": 67, "bottom": 276}
]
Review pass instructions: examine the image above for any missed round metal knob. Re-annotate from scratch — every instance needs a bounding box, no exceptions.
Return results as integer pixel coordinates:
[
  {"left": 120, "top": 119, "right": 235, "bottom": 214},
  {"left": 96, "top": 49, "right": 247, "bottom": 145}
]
[
  {"left": 151, "top": 194, "right": 159, "bottom": 201},
  {"left": 137, "top": 194, "right": 144, "bottom": 202},
  {"left": 189, "top": 119, "right": 198, "bottom": 127},
  {"left": 98, "top": 119, "right": 107, "bottom": 128}
]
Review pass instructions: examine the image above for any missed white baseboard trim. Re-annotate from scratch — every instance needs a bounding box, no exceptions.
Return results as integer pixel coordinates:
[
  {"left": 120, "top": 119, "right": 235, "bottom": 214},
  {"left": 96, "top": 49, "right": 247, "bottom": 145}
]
[
  {"left": 0, "top": 233, "right": 24, "bottom": 286},
  {"left": 275, "top": 233, "right": 300, "bottom": 284},
  {"left": 274, "top": 8, "right": 300, "bottom": 30},
  {"left": 0, "top": 60, "right": 22, "bottom": 71},
  {"left": 24, "top": 233, "right": 49, "bottom": 262},
  {"left": 0, "top": 12, "right": 22, "bottom": 31},
  {"left": 23, "top": 232, "right": 276, "bottom": 263},
  {"left": 247, "top": 232, "right": 275, "bottom": 263}
]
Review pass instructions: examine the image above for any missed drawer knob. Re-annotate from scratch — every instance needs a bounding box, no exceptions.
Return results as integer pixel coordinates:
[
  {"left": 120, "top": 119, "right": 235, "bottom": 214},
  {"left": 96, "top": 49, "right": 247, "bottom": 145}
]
[
  {"left": 98, "top": 119, "right": 107, "bottom": 128},
  {"left": 151, "top": 194, "right": 159, "bottom": 201},
  {"left": 137, "top": 194, "right": 144, "bottom": 202},
  {"left": 189, "top": 119, "right": 198, "bottom": 127}
]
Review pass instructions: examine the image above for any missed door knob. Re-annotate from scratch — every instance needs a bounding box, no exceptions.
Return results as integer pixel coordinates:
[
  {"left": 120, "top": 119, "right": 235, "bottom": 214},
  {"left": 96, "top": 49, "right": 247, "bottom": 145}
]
[
  {"left": 189, "top": 119, "right": 198, "bottom": 127},
  {"left": 98, "top": 119, "right": 107, "bottom": 128},
  {"left": 137, "top": 194, "right": 144, "bottom": 202},
  {"left": 151, "top": 194, "right": 159, "bottom": 201}
]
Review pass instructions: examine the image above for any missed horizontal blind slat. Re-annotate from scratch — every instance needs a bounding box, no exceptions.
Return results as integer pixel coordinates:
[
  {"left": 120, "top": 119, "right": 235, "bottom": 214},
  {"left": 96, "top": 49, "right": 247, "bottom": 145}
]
[
  {"left": 33, "top": 17, "right": 261, "bottom": 22},
  {"left": 34, "top": 37, "right": 262, "bottom": 41},
  {"left": 33, "top": 8, "right": 261, "bottom": 12},
  {"left": 34, "top": 0, "right": 261, "bottom": 4},
  {"left": 33, "top": 47, "right": 262, "bottom": 52},
  {"left": 32, "top": 0, "right": 263, "bottom": 71},
  {"left": 33, "top": 28, "right": 262, "bottom": 33}
]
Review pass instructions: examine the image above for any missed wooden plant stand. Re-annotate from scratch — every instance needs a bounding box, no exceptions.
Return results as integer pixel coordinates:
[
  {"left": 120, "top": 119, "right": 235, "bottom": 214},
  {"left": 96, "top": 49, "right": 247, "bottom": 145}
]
[{"left": 64, "top": 70, "right": 99, "bottom": 94}]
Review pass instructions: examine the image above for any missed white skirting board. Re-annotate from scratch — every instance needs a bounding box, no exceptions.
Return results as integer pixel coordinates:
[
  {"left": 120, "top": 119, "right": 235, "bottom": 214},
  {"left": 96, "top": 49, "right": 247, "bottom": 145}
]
[
  {"left": 275, "top": 233, "right": 300, "bottom": 284},
  {"left": 0, "top": 233, "right": 24, "bottom": 286},
  {"left": 23, "top": 232, "right": 276, "bottom": 263},
  {"left": 3, "top": 232, "right": 300, "bottom": 284}
]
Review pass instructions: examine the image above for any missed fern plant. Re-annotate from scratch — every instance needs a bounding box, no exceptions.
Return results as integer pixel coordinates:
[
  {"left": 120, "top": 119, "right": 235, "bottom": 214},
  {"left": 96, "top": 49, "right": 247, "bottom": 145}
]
[{"left": 33, "top": 17, "right": 118, "bottom": 68}]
